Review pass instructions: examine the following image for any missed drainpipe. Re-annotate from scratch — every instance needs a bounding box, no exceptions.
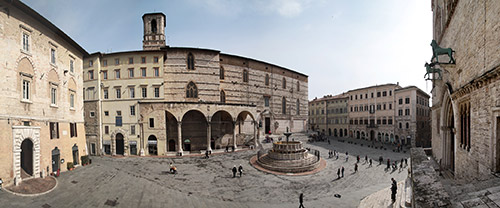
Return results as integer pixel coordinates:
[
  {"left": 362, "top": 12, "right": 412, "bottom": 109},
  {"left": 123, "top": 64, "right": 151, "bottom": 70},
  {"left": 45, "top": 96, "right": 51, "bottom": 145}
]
[{"left": 97, "top": 54, "right": 103, "bottom": 156}]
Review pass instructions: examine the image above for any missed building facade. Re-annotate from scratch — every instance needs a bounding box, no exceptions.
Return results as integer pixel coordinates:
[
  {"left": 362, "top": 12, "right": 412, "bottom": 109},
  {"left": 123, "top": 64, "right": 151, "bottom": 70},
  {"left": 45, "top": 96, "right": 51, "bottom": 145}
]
[
  {"left": 84, "top": 13, "right": 309, "bottom": 156},
  {"left": 308, "top": 94, "right": 348, "bottom": 137},
  {"left": 0, "top": 0, "right": 88, "bottom": 186},
  {"left": 394, "top": 86, "right": 431, "bottom": 147},
  {"left": 430, "top": 0, "right": 500, "bottom": 180}
]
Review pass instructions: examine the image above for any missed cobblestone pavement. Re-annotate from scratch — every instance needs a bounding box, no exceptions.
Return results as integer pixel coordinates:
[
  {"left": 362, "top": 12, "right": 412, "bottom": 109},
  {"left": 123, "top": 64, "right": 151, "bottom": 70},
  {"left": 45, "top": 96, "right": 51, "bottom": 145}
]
[{"left": 0, "top": 133, "right": 409, "bottom": 208}]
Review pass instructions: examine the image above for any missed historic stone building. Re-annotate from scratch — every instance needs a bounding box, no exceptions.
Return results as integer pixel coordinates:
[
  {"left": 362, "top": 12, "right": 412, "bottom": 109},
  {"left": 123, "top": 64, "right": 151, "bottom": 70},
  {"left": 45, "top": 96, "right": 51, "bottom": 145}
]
[
  {"left": 0, "top": 0, "right": 88, "bottom": 186},
  {"left": 430, "top": 0, "right": 500, "bottom": 181},
  {"left": 84, "top": 13, "right": 309, "bottom": 156},
  {"left": 308, "top": 94, "right": 348, "bottom": 137},
  {"left": 346, "top": 83, "right": 430, "bottom": 146}
]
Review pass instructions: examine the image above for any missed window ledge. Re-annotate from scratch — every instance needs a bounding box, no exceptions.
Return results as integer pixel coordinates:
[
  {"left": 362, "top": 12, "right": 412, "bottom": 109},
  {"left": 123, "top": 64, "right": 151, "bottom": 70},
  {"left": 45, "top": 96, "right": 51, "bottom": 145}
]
[
  {"left": 21, "top": 99, "right": 32, "bottom": 104},
  {"left": 20, "top": 49, "right": 32, "bottom": 56},
  {"left": 70, "top": 107, "right": 75, "bottom": 111},
  {"left": 50, "top": 63, "right": 58, "bottom": 68},
  {"left": 50, "top": 104, "right": 58, "bottom": 108}
]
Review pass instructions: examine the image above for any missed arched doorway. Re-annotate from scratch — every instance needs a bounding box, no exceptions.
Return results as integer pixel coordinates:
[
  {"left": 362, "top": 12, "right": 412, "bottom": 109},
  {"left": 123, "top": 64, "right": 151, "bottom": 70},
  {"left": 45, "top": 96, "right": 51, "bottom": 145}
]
[
  {"left": 344, "top": 129, "right": 348, "bottom": 137},
  {"left": 340, "top": 129, "right": 343, "bottom": 137},
  {"left": 395, "top": 135, "right": 400, "bottom": 144},
  {"left": 211, "top": 111, "right": 233, "bottom": 149},
  {"left": 116, "top": 133, "right": 124, "bottom": 155},
  {"left": 165, "top": 111, "right": 178, "bottom": 152},
  {"left": 168, "top": 140, "right": 176, "bottom": 152},
  {"left": 361, "top": 132, "right": 365, "bottom": 139},
  {"left": 356, "top": 131, "right": 360, "bottom": 139},
  {"left": 52, "top": 147, "right": 60, "bottom": 174},
  {"left": 184, "top": 139, "right": 191, "bottom": 151},
  {"left": 72, "top": 144, "right": 79, "bottom": 165},
  {"left": 334, "top": 129, "right": 337, "bottom": 137},
  {"left": 148, "top": 135, "right": 158, "bottom": 155},
  {"left": 182, "top": 110, "right": 207, "bottom": 151},
  {"left": 236, "top": 111, "right": 255, "bottom": 147},
  {"left": 328, "top": 128, "right": 331, "bottom": 136},
  {"left": 21, "top": 139, "right": 33, "bottom": 177},
  {"left": 443, "top": 94, "right": 455, "bottom": 173},
  {"left": 370, "top": 130, "right": 375, "bottom": 141}
]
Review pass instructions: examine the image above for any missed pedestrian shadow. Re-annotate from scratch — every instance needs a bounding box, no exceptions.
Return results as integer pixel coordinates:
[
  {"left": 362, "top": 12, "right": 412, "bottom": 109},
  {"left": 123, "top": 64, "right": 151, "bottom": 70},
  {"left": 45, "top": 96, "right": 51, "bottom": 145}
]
[{"left": 332, "top": 178, "right": 341, "bottom": 182}]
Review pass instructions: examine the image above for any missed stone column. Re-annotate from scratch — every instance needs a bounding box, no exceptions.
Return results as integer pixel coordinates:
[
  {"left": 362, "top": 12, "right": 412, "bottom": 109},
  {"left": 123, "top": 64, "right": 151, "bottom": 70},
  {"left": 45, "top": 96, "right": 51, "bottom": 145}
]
[
  {"left": 232, "top": 120, "right": 237, "bottom": 150},
  {"left": 177, "top": 121, "right": 183, "bottom": 156},
  {"left": 207, "top": 122, "right": 212, "bottom": 152}
]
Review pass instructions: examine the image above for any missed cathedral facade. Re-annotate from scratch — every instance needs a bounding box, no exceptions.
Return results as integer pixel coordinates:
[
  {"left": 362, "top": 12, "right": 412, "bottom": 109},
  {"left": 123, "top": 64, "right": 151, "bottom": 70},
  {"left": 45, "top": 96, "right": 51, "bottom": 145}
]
[{"left": 84, "top": 13, "right": 309, "bottom": 156}]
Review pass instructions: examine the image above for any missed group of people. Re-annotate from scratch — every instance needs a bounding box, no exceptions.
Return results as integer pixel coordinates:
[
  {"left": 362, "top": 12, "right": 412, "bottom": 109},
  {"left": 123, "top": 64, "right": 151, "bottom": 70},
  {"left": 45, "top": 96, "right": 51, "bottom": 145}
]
[{"left": 232, "top": 164, "right": 243, "bottom": 178}]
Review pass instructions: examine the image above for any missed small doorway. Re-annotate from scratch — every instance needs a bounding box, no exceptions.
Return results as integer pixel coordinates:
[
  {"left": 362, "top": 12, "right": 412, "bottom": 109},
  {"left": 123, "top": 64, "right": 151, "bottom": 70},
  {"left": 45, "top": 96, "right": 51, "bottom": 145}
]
[
  {"left": 21, "top": 139, "right": 34, "bottom": 178},
  {"left": 52, "top": 147, "right": 60, "bottom": 174},
  {"left": 265, "top": 117, "right": 271, "bottom": 134},
  {"left": 72, "top": 144, "right": 79, "bottom": 165},
  {"left": 116, "top": 133, "right": 124, "bottom": 155},
  {"left": 370, "top": 130, "right": 375, "bottom": 141},
  {"left": 328, "top": 128, "right": 332, "bottom": 136},
  {"left": 91, "top": 143, "right": 96, "bottom": 155},
  {"left": 168, "top": 140, "right": 176, "bottom": 152},
  {"left": 184, "top": 139, "right": 191, "bottom": 151},
  {"left": 148, "top": 135, "right": 158, "bottom": 155},
  {"left": 129, "top": 141, "right": 137, "bottom": 155}
]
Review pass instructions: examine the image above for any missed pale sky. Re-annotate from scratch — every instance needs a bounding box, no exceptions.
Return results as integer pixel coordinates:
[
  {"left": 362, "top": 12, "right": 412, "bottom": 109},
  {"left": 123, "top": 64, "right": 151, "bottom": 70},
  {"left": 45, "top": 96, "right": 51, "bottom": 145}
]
[{"left": 22, "top": 0, "right": 434, "bottom": 100}]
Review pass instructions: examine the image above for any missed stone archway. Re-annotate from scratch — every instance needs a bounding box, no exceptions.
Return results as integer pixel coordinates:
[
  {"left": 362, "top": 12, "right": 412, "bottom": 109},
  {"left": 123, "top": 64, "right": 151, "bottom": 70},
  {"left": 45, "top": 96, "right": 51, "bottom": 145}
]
[
  {"left": 148, "top": 135, "right": 158, "bottom": 155},
  {"left": 72, "top": 144, "right": 79, "bottom": 165},
  {"left": 182, "top": 110, "right": 207, "bottom": 152},
  {"left": 442, "top": 93, "right": 455, "bottom": 173},
  {"left": 13, "top": 126, "right": 40, "bottom": 185},
  {"left": 211, "top": 110, "right": 233, "bottom": 149},
  {"left": 20, "top": 139, "right": 33, "bottom": 178},
  {"left": 116, "top": 133, "right": 124, "bottom": 155}
]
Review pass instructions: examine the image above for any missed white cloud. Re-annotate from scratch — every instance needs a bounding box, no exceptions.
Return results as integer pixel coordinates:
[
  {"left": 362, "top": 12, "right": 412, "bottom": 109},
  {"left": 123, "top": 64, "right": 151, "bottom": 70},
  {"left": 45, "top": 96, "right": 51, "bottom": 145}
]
[{"left": 274, "top": 0, "right": 303, "bottom": 17}]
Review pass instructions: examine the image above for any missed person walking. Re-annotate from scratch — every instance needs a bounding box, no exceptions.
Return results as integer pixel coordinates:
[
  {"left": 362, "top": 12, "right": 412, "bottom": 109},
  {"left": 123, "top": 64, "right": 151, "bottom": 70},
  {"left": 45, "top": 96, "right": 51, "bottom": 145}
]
[
  {"left": 341, "top": 166, "right": 345, "bottom": 177},
  {"left": 387, "top": 159, "right": 390, "bottom": 170},
  {"left": 299, "top": 193, "right": 305, "bottom": 208},
  {"left": 232, "top": 165, "right": 237, "bottom": 178},
  {"left": 391, "top": 178, "right": 397, "bottom": 203},
  {"left": 365, "top": 155, "right": 368, "bottom": 163},
  {"left": 369, "top": 159, "right": 372, "bottom": 167},
  {"left": 337, "top": 168, "right": 341, "bottom": 179},
  {"left": 354, "top": 163, "right": 358, "bottom": 173},
  {"left": 357, "top": 155, "right": 360, "bottom": 163},
  {"left": 0, "top": 178, "right": 3, "bottom": 191},
  {"left": 205, "top": 150, "right": 209, "bottom": 159},
  {"left": 238, "top": 164, "right": 243, "bottom": 177},
  {"left": 405, "top": 158, "right": 408, "bottom": 167},
  {"left": 379, "top": 156, "right": 383, "bottom": 165}
]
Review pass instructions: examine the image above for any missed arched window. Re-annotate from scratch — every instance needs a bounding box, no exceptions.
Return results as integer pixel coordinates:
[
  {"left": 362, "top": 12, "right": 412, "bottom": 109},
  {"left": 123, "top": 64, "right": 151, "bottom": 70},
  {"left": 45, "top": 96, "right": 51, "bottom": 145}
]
[
  {"left": 187, "top": 53, "right": 195, "bottom": 70},
  {"left": 220, "top": 90, "right": 226, "bottom": 103},
  {"left": 265, "top": 74, "right": 269, "bottom": 86},
  {"left": 219, "top": 66, "right": 224, "bottom": 79},
  {"left": 297, "top": 81, "right": 300, "bottom": 91},
  {"left": 406, "top": 122, "right": 409, "bottom": 129},
  {"left": 243, "top": 69, "right": 248, "bottom": 82},
  {"left": 282, "top": 97, "right": 286, "bottom": 114},
  {"left": 186, "top": 82, "right": 198, "bottom": 98},
  {"left": 151, "top": 19, "right": 157, "bottom": 33},
  {"left": 282, "top": 77, "right": 286, "bottom": 89},
  {"left": 296, "top": 99, "right": 300, "bottom": 115}
]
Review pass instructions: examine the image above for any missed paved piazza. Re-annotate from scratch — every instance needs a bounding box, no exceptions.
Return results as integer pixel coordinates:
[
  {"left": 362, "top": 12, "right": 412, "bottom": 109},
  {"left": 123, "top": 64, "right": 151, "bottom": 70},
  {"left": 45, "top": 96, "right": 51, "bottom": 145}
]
[{"left": 0, "top": 133, "right": 409, "bottom": 208}]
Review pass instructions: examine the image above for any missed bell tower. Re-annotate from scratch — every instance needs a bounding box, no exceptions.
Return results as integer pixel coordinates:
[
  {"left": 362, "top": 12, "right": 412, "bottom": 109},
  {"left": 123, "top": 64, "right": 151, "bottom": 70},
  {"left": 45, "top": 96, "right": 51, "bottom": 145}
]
[{"left": 142, "top": 13, "right": 166, "bottom": 50}]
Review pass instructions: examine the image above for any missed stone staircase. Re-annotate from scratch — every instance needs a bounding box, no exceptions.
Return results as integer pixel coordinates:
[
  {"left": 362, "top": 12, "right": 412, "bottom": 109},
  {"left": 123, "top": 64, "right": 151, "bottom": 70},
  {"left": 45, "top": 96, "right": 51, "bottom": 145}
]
[
  {"left": 358, "top": 177, "right": 412, "bottom": 208},
  {"left": 451, "top": 184, "right": 500, "bottom": 207}
]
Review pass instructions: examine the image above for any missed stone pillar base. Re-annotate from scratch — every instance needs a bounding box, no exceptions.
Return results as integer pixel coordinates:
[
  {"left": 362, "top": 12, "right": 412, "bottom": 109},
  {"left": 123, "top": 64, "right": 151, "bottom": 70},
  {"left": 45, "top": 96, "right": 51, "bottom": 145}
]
[{"left": 139, "top": 148, "right": 145, "bottom": 156}]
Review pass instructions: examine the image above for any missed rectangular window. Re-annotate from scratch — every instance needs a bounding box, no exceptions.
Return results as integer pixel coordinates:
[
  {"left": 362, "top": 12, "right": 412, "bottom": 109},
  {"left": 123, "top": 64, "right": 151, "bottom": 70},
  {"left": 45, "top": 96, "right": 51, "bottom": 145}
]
[
  {"left": 377, "top": 92, "right": 381, "bottom": 97},
  {"left": 405, "top": 98, "right": 410, "bottom": 104},
  {"left": 383, "top": 91, "right": 387, "bottom": 96},
  {"left": 154, "top": 87, "right": 160, "bottom": 98},
  {"left": 104, "top": 111, "right": 109, "bottom": 116},
  {"left": 405, "top": 109, "right": 410, "bottom": 115},
  {"left": 389, "top": 90, "right": 392, "bottom": 96},
  {"left": 115, "top": 58, "right": 120, "bottom": 65},
  {"left": 51, "top": 48, "right": 56, "bottom": 64},
  {"left": 90, "top": 111, "right": 95, "bottom": 117},
  {"left": 398, "top": 109, "right": 403, "bottom": 116},
  {"left": 51, "top": 87, "right": 57, "bottom": 105},
  {"left": 389, "top": 103, "right": 392, "bottom": 109},
  {"left": 129, "top": 87, "right": 135, "bottom": 98},
  {"left": 141, "top": 68, "right": 146, "bottom": 77},
  {"left": 399, "top": 98, "right": 403, "bottom": 105},
  {"left": 104, "top": 126, "right": 109, "bottom": 134},
  {"left": 153, "top": 67, "right": 159, "bottom": 77},
  {"left": 70, "top": 93, "right": 75, "bottom": 108},
  {"left": 70, "top": 59, "right": 74, "bottom": 73},
  {"left": 115, "top": 70, "right": 120, "bottom": 79},
  {"left": 89, "top": 70, "right": 94, "bottom": 80},
  {"left": 264, "top": 96, "right": 270, "bottom": 107},
  {"left": 103, "top": 60, "right": 107, "bottom": 67},
  {"left": 130, "top": 125, "right": 136, "bottom": 135},
  {"left": 128, "top": 68, "right": 134, "bottom": 78},
  {"left": 141, "top": 57, "right": 146, "bottom": 64},
  {"left": 89, "top": 60, "right": 93, "bottom": 67},
  {"left": 50, "top": 122, "right": 59, "bottom": 139},
  {"left": 116, "top": 116, "right": 122, "bottom": 126},
  {"left": 142, "top": 87, "right": 147, "bottom": 98},
  {"left": 388, "top": 118, "right": 393, "bottom": 125},
  {"left": 22, "top": 80, "right": 30, "bottom": 100},
  {"left": 149, "top": 118, "right": 154, "bottom": 128},
  {"left": 22, "top": 33, "right": 29, "bottom": 51},
  {"left": 103, "top": 89, "right": 109, "bottom": 99},
  {"left": 103, "top": 70, "right": 108, "bottom": 80},
  {"left": 116, "top": 88, "right": 121, "bottom": 99},
  {"left": 371, "top": 93, "right": 374, "bottom": 98},
  {"left": 70, "top": 123, "right": 78, "bottom": 138},
  {"left": 128, "top": 57, "right": 133, "bottom": 64},
  {"left": 153, "top": 56, "right": 159, "bottom": 63},
  {"left": 130, "top": 105, "right": 135, "bottom": 116}
]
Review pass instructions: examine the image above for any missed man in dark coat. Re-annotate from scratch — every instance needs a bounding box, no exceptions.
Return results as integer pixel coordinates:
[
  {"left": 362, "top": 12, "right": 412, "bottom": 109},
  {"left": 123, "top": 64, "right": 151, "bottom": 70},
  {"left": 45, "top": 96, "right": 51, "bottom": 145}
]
[
  {"left": 337, "top": 168, "right": 341, "bottom": 179},
  {"left": 232, "top": 165, "right": 237, "bottom": 178},
  {"left": 341, "top": 166, "right": 344, "bottom": 177},
  {"left": 238, "top": 164, "right": 243, "bottom": 177},
  {"left": 391, "top": 178, "right": 397, "bottom": 203},
  {"left": 299, "top": 193, "right": 305, "bottom": 208}
]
